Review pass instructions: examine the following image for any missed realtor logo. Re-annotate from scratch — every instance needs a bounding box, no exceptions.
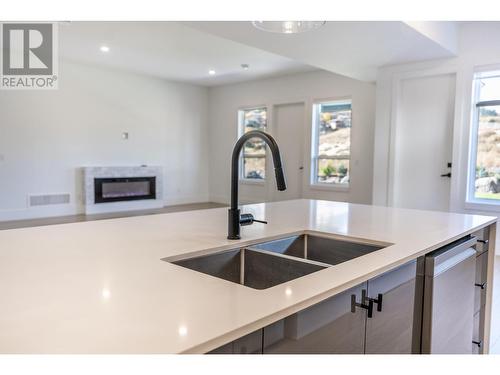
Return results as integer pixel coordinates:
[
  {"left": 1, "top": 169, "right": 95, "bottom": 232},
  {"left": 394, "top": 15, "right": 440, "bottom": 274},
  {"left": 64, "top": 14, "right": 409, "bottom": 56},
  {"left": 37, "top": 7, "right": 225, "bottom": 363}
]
[{"left": 1, "top": 22, "right": 58, "bottom": 89}]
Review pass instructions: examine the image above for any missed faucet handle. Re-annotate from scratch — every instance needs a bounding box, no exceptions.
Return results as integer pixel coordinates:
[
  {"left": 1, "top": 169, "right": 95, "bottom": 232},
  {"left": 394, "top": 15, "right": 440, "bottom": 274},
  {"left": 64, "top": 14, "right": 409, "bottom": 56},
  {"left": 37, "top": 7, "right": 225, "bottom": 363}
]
[
  {"left": 239, "top": 213, "right": 267, "bottom": 226},
  {"left": 253, "top": 219, "right": 268, "bottom": 224}
]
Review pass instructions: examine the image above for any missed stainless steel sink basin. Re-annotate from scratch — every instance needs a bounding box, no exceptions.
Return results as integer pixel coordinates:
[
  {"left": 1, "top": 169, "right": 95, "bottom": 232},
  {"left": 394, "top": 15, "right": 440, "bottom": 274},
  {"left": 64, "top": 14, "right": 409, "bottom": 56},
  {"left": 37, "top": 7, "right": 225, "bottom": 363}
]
[
  {"left": 247, "top": 234, "right": 385, "bottom": 266},
  {"left": 170, "top": 248, "right": 328, "bottom": 290},
  {"left": 166, "top": 233, "right": 387, "bottom": 290}
]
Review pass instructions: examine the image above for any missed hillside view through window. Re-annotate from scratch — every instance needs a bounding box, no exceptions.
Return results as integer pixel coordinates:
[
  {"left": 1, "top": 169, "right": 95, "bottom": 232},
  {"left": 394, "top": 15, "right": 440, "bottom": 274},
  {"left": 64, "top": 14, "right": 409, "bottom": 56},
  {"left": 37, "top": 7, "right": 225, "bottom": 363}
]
[
  {"left": 471, "top": 72, "right": 500, "bottom": 201},
  {"left": 239, "top": 107, "right": 267, "bottom": 180},
  {"left": 312, "top": 100, "right": 352, "bottom": 185}
]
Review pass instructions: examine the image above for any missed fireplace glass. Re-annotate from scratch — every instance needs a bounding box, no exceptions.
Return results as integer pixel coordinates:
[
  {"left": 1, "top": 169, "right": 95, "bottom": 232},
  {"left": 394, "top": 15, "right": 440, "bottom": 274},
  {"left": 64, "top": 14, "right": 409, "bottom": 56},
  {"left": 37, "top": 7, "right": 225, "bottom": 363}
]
[{"left": 94, "top": 177, "right": 156, "bottom": 203}]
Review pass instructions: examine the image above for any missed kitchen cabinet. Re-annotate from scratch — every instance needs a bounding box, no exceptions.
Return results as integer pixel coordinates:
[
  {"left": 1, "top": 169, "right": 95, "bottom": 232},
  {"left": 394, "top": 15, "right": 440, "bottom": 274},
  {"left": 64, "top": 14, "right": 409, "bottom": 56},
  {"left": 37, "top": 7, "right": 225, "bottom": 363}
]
[
  {"left": 471, "top": 251, "right": 487, "bottom": 354},
  {"left": 263, "top": 283, "right": 367, "bottom": 354},
  {"left": 262, "top": 260, "right": 418, "bottom": 354},
  {"left": 472, "top": 311, "right": 483, "bottom": 355},
  {"left": 209, "top": 260, "right": 419, "bottom": 354},
  {"left": 471, "top": 226, "right": 490, "bottom": 354},
  {"left": 207, "top": 225, "right": 496, "bottom": 355},
  {"left": 364, "top": 260, "right": 418, "bottom": 353},
  {"left": 208, "top": 330, "right": 263, "bottom": 354},
  {"left": 474, "top": 250, "right": 488, "bottom": 313}
]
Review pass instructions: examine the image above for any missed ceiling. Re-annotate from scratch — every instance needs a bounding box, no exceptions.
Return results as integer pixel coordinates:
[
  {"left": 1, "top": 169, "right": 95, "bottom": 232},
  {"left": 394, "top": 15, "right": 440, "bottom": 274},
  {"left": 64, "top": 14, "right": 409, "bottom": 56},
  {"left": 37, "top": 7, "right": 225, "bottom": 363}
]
[
  {"left": 59, "top": 21, "right": 460, "bottom": 86},
  {"left": 59, "top": 22, "right": 316, "bottom": 87},
  {"left": 187, "top": 21, "right": 459, "bottom": 82}
]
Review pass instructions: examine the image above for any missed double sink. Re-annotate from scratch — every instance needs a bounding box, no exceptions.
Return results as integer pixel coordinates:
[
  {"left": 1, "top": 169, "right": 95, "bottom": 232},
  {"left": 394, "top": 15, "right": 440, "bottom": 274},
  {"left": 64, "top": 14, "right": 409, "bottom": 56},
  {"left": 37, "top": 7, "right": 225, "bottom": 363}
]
[{"left": 166, "top": 234, "right": 387, "bottom": 290}]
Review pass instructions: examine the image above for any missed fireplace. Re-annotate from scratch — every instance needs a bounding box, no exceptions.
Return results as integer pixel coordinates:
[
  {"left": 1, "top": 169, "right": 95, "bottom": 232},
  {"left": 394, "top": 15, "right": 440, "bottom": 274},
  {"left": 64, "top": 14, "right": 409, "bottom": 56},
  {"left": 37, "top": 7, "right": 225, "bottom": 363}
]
[{"left": 94, "top": 177, "right": 156, "bottom": 203}]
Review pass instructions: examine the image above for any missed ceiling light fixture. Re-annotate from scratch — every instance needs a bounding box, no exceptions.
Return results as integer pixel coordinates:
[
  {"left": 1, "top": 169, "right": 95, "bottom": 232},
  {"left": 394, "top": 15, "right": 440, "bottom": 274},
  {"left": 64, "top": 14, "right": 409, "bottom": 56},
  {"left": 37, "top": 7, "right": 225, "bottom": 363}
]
[
  {"left": 178, "top": 325, "right": 188, "bottom": 336},
  {"left": 208, "top": 69, "right": 216, "bottom": 76},
  {"left": 252, "top": 21, "right": 326, "bottom": 34},
  {"left": 100, "top": 45, "right": 110, "bottom": 53}
]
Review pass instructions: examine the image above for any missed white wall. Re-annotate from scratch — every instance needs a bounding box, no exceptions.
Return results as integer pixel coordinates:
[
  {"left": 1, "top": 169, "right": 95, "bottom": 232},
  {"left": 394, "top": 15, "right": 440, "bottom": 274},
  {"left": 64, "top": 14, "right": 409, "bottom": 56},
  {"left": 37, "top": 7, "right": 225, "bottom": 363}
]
[
  {"left": 372, "top": 22, "right": 500, "bottom": 215},
  {"left": 0, "top": 61, "right": 209, "bottom": 221},
  {"left": 207, "top": 70, "right": 376, "bottom": 205}
]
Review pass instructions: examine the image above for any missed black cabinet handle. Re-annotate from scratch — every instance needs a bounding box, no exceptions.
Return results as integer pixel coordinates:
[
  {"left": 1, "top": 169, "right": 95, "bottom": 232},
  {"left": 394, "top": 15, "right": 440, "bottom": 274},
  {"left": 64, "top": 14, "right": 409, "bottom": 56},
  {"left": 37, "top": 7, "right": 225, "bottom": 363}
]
[
  {"left": 440, "top": 172, "right": 451, "bottom": 178},
  {"left": 367, "top": 293, "right": 383, "bottom": 312},
  {"left": 475, "top": 282, "right": 487, "bottom": 290},
  {"left": 351, "top": 290, "right": 374, "bottom": 318},
  {"left": 472, "top": 340, "right": 482, "bottom": 348},
  {"left": 477, "top": 239, "right": 488, "bottom": 244}
]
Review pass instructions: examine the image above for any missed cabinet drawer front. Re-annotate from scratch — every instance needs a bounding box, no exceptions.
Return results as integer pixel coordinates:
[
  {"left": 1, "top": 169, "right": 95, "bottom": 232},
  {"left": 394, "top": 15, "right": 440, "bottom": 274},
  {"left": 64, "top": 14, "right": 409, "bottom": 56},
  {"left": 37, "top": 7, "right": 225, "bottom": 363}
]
[
  {"left": 263, "top": 283, "right": 367, "bottom": 354},
  {"left": 472, "top": 311, "right": 481, "bottom": 355},
  {"left": 472, "top": 227, "right": 490, "bottom": 255},
  {"left": 474, "top": 251, "right": 488, "bottom": 314}
]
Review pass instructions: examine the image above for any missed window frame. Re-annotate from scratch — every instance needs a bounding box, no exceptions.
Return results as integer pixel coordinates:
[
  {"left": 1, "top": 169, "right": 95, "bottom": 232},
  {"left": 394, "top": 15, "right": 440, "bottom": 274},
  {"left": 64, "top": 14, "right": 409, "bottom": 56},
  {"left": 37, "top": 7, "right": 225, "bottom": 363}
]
[
  {"left": 238, "top": 106, "right": 268, "bottom": 183},
  {"left": 310, "top": 98, "right": 352, "bottom": 190},
  {"left": 466, "top": 70, "right": 500, "bottom": 207}
]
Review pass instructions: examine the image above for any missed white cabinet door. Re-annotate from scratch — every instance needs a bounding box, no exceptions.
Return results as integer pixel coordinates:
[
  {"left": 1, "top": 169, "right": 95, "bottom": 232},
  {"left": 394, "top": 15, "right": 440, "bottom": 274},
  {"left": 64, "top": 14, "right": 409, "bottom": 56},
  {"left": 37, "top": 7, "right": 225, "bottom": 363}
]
[
  {"left": 365, "top": 260, "right": 418, "bottom": 353},
  {"left": 263, "top": 283, "right": 367, "bottom": 354}
]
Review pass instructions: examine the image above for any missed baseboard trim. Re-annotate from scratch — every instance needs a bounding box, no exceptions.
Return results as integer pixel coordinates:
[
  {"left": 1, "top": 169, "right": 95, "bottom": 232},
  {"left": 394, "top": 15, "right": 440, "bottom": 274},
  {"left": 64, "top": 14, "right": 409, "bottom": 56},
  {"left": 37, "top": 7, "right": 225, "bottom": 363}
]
[
  {"left": 0, "top": 194, "right": 211, "bottom": 222},
  {"left": 0, "top": 204, "right": 81, "bottom": 222}
]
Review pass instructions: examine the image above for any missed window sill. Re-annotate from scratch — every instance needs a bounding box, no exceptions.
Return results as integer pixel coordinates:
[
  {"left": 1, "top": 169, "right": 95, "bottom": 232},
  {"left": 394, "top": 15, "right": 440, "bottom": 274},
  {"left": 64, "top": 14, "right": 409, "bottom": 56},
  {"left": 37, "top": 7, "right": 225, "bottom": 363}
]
[
  {"left": 239, "top": 178, "right": 266, "bottom": 186},
  {"left": 465, "top": 199, "right": 500, "bottom": 213},
  {"left": 309, "top": 183, "right": 350, "bottom": 192}
]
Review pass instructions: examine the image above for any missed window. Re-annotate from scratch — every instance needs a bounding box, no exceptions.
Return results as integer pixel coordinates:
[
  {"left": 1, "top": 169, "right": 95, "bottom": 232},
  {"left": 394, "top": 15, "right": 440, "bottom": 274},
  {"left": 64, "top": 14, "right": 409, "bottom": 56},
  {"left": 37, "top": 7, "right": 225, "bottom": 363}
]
[
  {"left": 238, "top": 107, "right": 267, "bottom": 180},
  {"left": 311, "top": 99, "right": 352, "bottom": 185},
  {"left": 468, "top": 71, "right": 500, "bottom": 202}
]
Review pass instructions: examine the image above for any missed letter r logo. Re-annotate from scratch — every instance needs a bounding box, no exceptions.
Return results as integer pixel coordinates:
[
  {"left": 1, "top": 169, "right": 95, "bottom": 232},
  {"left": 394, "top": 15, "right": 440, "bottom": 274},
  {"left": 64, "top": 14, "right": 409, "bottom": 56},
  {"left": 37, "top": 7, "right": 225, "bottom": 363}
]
[{"left": 2, "top": 23, "right": 53, "bottom": 75}]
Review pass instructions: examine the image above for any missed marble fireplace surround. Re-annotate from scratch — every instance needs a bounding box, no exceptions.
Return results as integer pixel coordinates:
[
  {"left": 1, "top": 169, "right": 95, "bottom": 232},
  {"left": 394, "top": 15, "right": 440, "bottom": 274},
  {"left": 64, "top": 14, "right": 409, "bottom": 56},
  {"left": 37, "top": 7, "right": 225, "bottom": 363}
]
[{"left": 83, "top": 166, "right": 164, "bottom": 214}]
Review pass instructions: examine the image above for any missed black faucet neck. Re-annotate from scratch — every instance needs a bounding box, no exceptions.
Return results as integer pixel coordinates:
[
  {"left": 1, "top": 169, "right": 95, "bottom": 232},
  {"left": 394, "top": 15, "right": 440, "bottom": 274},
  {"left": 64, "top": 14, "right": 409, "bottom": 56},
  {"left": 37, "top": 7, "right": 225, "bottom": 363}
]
[
  {"left": 227, "top": 130, "right": 286, "bottom": 240},
  {"left": 227, "top": 208, "right": 241, "bottom": 240}
]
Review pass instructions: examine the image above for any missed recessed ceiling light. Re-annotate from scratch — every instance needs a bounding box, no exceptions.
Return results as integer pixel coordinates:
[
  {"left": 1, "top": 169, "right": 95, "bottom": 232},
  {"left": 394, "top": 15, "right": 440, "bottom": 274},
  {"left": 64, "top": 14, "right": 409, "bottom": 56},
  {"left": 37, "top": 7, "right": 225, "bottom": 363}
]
[
  {"left": 100, "top": 45, "right": 110, "bottom": 53},
  {"left": 101, "top": 288, "right": 111, "bottom": 299},
  {"left": 208, "top": 70, "right": 216, "bottom": 76},
  {"left": 178, "top": 325, "right": 188, "bottom": 336},
  {"left": 241, "top": 64, "right": 249, "bottom": 70}
]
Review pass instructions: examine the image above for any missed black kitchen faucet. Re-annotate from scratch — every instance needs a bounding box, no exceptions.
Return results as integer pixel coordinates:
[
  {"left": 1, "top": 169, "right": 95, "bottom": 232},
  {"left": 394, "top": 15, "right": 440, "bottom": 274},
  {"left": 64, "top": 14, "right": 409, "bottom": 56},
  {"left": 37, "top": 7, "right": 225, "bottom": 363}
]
[{"left": 227, "top": 130, "right": 286, "bottom": 240}]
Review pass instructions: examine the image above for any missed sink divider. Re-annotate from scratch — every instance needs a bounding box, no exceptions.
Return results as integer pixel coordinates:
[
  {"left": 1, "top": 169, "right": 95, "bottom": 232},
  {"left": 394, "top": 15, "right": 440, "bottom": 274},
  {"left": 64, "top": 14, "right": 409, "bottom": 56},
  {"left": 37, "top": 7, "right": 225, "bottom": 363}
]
[
  {"left": 240, "top": 249, "right": 245, "bottom": 285},
  {"left": 304, "top": 234, "right": 308, "bottom": 259}
]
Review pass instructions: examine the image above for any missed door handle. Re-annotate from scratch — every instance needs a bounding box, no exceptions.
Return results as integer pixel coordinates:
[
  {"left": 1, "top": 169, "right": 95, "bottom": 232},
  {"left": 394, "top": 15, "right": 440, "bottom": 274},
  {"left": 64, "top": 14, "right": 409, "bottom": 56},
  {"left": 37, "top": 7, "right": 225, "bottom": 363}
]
[
  {"left": 475, "top": 282, "right": 487, "bottom": 289},
  {"left": 351, "top": 290, "right": 374, "bottom": 318},
  {"left": 440, "top": 172, "right": 451, "bottom": 178},
  {"left": 472, "top": 340, "right": 482, "bottom": 348},
  {"left": 367, "top": 293, "right": 383, "bottom": 312}
]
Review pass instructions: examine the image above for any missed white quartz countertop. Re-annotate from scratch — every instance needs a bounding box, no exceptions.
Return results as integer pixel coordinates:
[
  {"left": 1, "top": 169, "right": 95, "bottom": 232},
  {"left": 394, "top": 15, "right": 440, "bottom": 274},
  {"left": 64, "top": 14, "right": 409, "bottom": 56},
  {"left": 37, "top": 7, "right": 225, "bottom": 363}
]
[{"left": 0, "top": 199, "right": 496, "bottom": 353}]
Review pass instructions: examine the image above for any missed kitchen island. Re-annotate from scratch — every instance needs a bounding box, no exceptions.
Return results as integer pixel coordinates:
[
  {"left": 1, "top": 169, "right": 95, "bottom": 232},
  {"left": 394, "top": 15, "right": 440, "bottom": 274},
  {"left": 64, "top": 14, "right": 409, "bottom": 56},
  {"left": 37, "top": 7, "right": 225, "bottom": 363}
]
[{"left": 0, "top": 199, "right": 496, "bottom": 353}]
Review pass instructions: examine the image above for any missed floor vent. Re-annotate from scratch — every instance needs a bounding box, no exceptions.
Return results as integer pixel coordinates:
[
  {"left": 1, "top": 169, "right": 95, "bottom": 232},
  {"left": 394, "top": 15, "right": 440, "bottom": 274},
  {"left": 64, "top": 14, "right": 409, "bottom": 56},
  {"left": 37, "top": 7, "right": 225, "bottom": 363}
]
[{"left": 29, "top": 193, "right": 70, "bottom": 207}]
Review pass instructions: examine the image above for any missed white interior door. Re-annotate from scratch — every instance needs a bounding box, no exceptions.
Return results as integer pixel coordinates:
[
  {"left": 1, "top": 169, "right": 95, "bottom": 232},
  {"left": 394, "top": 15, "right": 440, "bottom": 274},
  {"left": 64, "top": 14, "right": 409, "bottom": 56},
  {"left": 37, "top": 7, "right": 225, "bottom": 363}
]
[
  {"left": 271, "top": 102, "right": 305, "bottom": 201},
  {"left": 392, "top": 73, "right": 455, "bottom": 211}
]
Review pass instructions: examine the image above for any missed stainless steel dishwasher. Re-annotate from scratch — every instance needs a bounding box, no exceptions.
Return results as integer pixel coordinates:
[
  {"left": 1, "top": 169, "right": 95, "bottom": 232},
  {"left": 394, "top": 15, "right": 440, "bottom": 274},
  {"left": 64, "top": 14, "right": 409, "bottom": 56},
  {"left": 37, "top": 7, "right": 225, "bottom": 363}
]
[{"left": 419, "top": 236, "right": 477, "bottom": 354}]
